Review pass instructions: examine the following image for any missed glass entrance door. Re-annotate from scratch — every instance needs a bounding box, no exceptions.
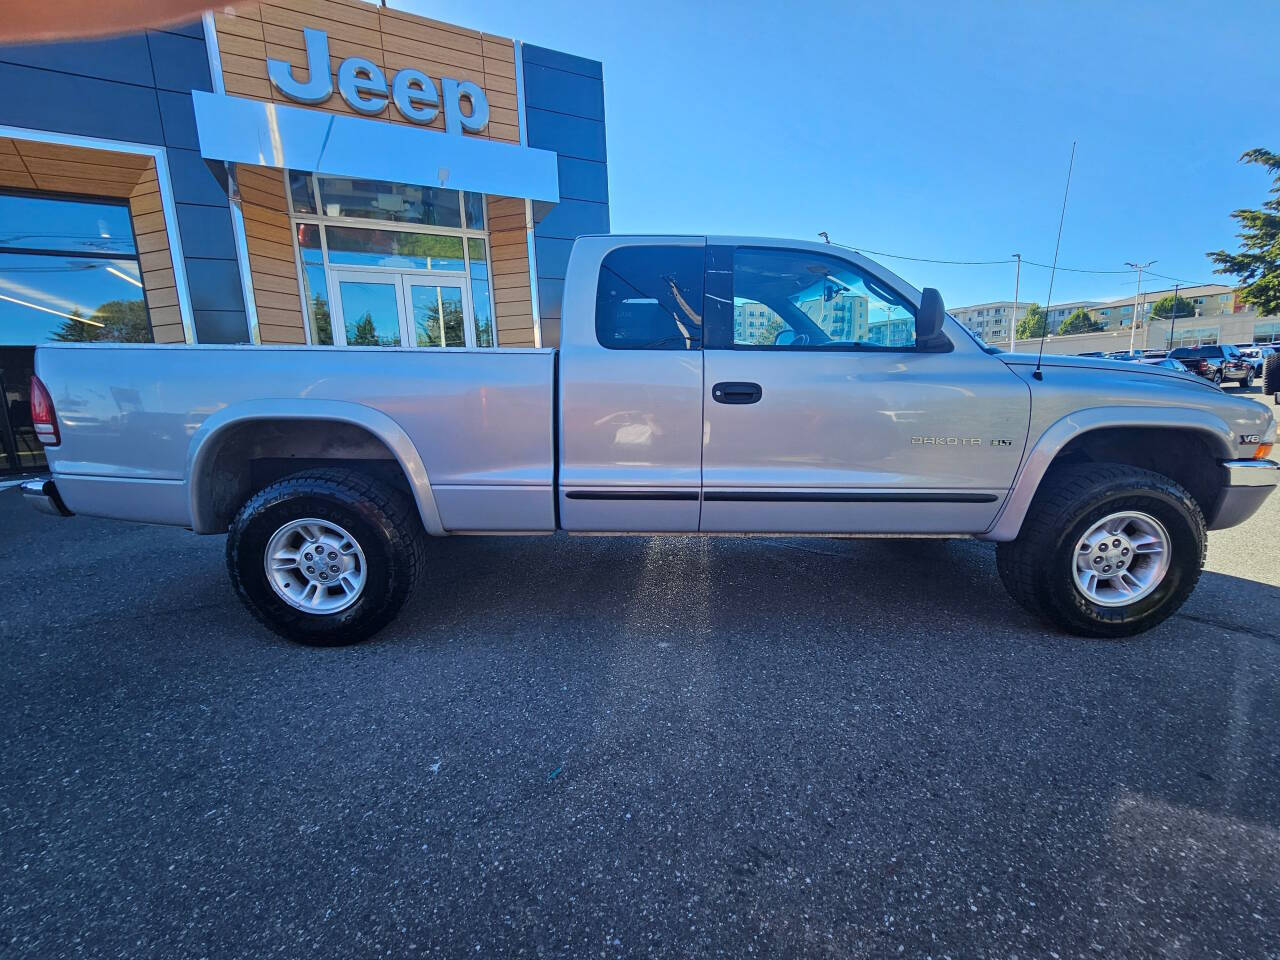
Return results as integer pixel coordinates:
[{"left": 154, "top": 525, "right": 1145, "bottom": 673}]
[
  {"left": 405, "top": 280, "right": 468, "bottom": 348},
  {"left": 330, "top": 272, "right": 405, "bottom": 347},
  {"left": 328, "top": 270, "right": 472, "bottom": 348}
]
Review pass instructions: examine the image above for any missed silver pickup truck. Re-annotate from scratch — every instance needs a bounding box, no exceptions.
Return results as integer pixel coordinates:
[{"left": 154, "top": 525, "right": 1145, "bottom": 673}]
[{"left": 23, "top": 236, "right": 1278, "bottom": 644}]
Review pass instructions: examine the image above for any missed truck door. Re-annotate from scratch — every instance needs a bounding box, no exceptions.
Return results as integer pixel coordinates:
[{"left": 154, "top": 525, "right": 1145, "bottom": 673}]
[
  {"left": 699, "top": 243, "right": 1030, "bottom": 534},
  {"left": 558, "top": 238, "right": 705, "bottom": 532}
]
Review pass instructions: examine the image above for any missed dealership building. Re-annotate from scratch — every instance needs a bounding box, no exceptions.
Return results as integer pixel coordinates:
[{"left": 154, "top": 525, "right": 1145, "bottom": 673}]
[{"left": 0, "top": 0, "right": 609, "bottom": 474}]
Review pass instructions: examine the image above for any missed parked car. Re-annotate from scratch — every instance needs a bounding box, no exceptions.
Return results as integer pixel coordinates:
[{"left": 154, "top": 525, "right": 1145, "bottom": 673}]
[
  {"left": 23, "top": 236, "right": 1278, "bottom": 643},
  {"left": 1168, "top": 344, "right": 1255, "bottom": 387},
  {"left": 1106, "top": 350, "right": 1144, "bottom": 361},
  {"left": 1077, "top": 351, "right": 1106, "bottom": 358},
  {"left": 1237, "top": 344, "right": 1277, "bottom": 377},
  {"left": 1140, "top": 357, "right": 1190, "bottom": 372}
]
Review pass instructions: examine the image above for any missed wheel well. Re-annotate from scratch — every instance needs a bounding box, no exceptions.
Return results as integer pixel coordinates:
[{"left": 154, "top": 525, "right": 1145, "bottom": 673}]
[
  {"left": 1048, "top": 427, "right": 1221, "bottom": 519},
  {"left": 195, "top": 419, "right": 415, "bottom": 532}
]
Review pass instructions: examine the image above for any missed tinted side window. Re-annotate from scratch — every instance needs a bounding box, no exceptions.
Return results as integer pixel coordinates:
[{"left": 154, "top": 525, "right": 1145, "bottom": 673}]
[
  {"left": 730, "top": 248, "right": 916, "bottom": 349},
  {"left": 595, "top": 245, "right": 703, "bottom": 350}
]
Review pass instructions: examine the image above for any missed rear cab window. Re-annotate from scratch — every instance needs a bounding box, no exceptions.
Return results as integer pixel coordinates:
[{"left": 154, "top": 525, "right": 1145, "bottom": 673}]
[{"left": 595, "top": 245, "right": 703, "bottom": 350}]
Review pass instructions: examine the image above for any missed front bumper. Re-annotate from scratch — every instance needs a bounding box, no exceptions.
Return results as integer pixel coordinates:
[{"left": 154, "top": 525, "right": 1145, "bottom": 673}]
[
  {"left": 20, "top": 478, "right": 73, "bottom": 518},
  {"left": 1208, "top": 459, "right": 1278, "bottom": 529}
]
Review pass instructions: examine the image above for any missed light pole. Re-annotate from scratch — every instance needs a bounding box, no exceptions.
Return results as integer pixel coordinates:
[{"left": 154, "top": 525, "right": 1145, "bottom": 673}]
[
  {"left": 1009, "top": 253, "right": 1021, "bottom": 352},
  {"left": 1125, "top": 260, "right": 1156, "bottom": 355},
  {"left": 1166, "top": 282, "right": 1180, "bottom": 351}
]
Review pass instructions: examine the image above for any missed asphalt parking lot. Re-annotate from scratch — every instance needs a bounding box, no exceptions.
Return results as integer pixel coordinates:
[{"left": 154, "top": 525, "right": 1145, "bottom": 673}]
[{"left": 3, "top": 407, "right": 1278, "bottom": 958}]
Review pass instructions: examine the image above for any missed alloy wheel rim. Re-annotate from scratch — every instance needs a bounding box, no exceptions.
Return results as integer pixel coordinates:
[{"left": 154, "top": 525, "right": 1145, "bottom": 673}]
[
  {"left": 1071, "top": 510, "right": 1171, "bottom": 607},
  {"left": 264, "top": 518, "right": 367, "bottom": 614}
]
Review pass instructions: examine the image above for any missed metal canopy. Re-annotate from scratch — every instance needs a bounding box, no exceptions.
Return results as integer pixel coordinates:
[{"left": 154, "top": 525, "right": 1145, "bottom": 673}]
[{"left": 192, "top": 92, "right": 560, "bottom": 202}]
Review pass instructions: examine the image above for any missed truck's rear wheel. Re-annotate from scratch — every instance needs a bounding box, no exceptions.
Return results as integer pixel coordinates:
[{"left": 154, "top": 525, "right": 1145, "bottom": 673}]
[
  {"left": 995, "top": 463, "right": 1205, "bottom": 638},
  {"left": 227, "top": 468, "right": 424, "bottom": 645}
]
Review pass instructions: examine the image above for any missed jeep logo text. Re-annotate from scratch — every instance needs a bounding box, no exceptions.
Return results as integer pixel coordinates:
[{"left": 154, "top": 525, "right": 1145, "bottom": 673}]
[{"left": 267, "top": 28, "right": 489, "bottom": 134}]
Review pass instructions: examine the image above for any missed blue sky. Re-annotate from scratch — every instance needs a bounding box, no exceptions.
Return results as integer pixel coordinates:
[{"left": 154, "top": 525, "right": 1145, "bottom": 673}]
[{"left": 418, "top": 0, "right": 1278, "bottom": 308}]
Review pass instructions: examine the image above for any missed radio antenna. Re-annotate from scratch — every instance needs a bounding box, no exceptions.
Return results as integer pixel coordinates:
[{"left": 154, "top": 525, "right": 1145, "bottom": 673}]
[{"left": 1033, "top": 140, "right": 1077, "bottom": 381}]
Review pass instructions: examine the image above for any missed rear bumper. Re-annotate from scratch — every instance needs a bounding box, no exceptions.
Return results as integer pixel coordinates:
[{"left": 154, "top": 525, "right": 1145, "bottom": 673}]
[
  {"left": 20, "top": 478, "right": 73, "bottom": 518},
  {"left": 1207, "top": 459, "right": 1278, "bottom": 530}
]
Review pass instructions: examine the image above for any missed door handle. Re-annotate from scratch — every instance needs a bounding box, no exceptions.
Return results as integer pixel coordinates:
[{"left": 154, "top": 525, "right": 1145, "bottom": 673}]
[{"left": 712, "top": 381, "right": 763, "bottom": 404}]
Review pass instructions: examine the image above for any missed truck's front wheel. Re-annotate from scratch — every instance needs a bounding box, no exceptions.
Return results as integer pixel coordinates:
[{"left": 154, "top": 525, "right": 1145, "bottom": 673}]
[
  {"left": 996, "top": 463, "right": 1206, "bottom": 638},
  {"left": 227, "top": 469, "right": 424, "bottom": 645}
]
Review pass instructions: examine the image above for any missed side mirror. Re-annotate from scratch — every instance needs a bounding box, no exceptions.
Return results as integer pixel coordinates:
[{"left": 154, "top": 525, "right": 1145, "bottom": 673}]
[{"left": 916, "top": 288, "right": 948, "bottom": 349}]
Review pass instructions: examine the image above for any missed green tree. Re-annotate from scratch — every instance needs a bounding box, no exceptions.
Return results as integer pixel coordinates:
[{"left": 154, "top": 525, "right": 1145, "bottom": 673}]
[
  {"left": 753, "top": 316, "right": 785, "bottom": 345},
  {"left": 1208, "top": 148, "right": 1280, "bottom": 315},
  {"left": 1057, "top": 308, "right": 1103, "bottom": 336},
  {"left": 51, "top": 298, "right": 151, "bottom": 343},
  {"left": 1015, "top": 303, "right": 1047, "bottom": 340},
  {"left": 310, "top": 294, "right": 333, "bottom": 345},
  {"left": 1148, "top": 294, "right": 1197, "bottom": 324},
  {"left": 348, "top": 312, "right": 380, "bottom": 346}
]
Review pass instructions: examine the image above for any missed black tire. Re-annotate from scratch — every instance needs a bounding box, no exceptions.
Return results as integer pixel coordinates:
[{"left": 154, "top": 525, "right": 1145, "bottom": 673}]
[
  {"left": 227, "top": 468, "right": 425, "bottom": 645},
  {"left": 996, "top": 463, "right": 1205, "bottom": 638},
  {"left": 1243, "top": 371, "right": 1254, "bottom": 389},
  {"left": 1264, "top": 353, "right": 1280, "bottom": 399},
  {"left": 1212, "top": 368, "right": 1223, "bottom": 385}
]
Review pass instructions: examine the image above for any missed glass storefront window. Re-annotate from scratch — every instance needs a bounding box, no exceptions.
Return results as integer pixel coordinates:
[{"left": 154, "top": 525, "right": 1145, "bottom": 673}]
[
  {"left": 468, "top": 237, "right": 495, "bottom": 348},
  {"left": 317, "top": 176, "right": 463, "bottom": 228},
  {"left": 288, "top": 171, "right": 317, "bottom": 215},
  {"left": 325, "top": 226, "right": 465, "bottom": 271},
  {"left": 297, "top": 224, "right": 332, "bottom": 345},
  {"left": 1169, "top": 326, "right": 1220, "bottom": 348},
  {"left": 0, "top": 346, "right": 42, "bottom": 474},
  {"left": 0, "top": 192, "right": 137, "bottom": 255},
  {"left": 286, "top": 172, "right": 496, "bottom": 349},
  {"left": 1255, "top": 321, "right": 1280, "bottom": 344},
  {"left": 464, "top": 192, "right": 485, "bottom": 230},
  {"left": 0, "top": 191, "right": 149, "bottom": 345}
]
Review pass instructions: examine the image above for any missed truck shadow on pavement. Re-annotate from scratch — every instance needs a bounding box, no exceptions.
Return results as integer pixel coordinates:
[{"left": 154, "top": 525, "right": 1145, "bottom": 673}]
[
  {"left": 393, "top": 532, "right": 1280, "bottom": 650},
  {"left": 6, "top": 497, "right": 1280, "bottom": 959}
]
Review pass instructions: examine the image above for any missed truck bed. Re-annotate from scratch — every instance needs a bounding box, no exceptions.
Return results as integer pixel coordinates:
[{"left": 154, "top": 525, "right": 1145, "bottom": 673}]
[{"left": 36, "top": 343, "right": 557, "bottom": 533}]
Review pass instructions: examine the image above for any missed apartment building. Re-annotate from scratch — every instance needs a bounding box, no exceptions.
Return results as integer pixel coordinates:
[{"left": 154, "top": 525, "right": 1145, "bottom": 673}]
[
  {"left": 1093, "top": 284, "right": 1236, "bottom": 331},
  {"left": 947, "top": 301, "right": 1024, "bottom": 343},
  {"left": 950, "top": 298, "right": 1102, "bottom": 341},
  {"left": 952, "top": 284, "right": 1244, "bottom": 345}
]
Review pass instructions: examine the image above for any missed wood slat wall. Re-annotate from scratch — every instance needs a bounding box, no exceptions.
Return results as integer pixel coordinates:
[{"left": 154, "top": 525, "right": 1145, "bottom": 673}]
[
  {"left": 214, "top": 0, "right": 521, "bottom": 144},
  {"left": 236, "top": 166, "right": 308, "bottom": 344},
  {"left": 129, "top": 172, "right": 184, "bottom": 343},
  {"left": 486, "top": 196, "right": 535, "bottom": 347},
  {"left": 0, "top": 137, "right": 185, "bottom": 343}
]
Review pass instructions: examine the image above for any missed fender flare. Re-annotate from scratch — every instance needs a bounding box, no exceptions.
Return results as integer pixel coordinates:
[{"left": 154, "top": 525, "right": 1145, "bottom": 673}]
[
  {"left": 185, "top": 398, "right": 445, "bottom": 535},
  {"left": 982, "top": 405, "right": 1235, "bottom": 542}
]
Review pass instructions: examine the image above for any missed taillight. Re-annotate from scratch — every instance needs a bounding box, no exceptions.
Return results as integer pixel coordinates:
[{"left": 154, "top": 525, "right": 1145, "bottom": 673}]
[{"left": 30, "top": 374, "right": 59, "bottom": 445}]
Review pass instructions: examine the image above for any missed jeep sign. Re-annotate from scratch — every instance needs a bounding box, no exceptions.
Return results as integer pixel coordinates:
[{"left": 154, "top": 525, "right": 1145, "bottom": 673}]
[{"left": 266, "top": 27, "right": 490, "bottom": 134}]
